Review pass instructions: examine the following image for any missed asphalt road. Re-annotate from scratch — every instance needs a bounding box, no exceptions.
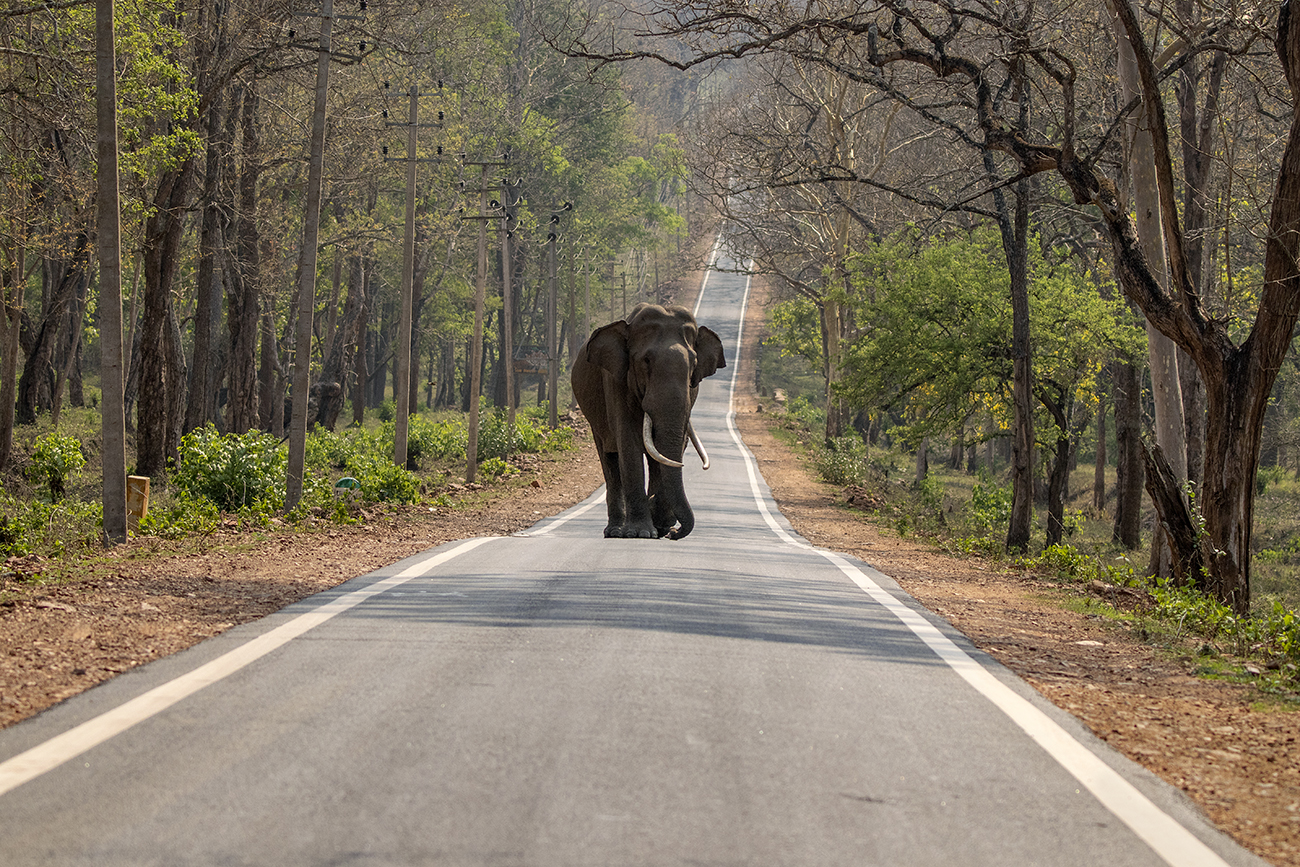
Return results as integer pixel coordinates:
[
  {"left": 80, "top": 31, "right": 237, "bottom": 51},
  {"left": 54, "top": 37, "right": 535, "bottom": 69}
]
[{"left": 0, "top": 241, "right": 1269, "bottom": 866}]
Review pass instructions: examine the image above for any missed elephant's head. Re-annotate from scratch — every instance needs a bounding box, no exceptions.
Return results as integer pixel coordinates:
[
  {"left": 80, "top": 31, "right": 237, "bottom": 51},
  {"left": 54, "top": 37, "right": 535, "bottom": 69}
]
[{"left": 585, "top": 303, "right": 726, "bottom": 538}]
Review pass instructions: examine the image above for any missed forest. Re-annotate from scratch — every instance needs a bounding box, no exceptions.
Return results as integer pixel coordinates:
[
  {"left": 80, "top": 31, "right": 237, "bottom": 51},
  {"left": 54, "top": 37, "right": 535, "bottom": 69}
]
[
  {"left": 0, "top": 0, "right": 698, "bottom": 540},
  {"left": 4, "top": 0, "right": 1300, "bottom": 632},
  {"left": 552, "top": 0, "right": 1300, "bottom": 620}
]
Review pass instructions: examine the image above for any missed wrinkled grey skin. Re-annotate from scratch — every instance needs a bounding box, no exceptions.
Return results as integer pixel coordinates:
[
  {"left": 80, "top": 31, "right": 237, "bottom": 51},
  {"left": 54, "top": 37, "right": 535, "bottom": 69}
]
[{"left": 571, "top": 303, "right": 726, "bottom": 539}]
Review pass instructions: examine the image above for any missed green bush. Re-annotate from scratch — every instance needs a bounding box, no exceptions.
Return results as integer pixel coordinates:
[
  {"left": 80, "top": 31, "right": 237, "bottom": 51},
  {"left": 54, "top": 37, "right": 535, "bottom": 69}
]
[
  {"left": 782, "top": 394, "right": 825, "bottom": 433},
  {"left": 346, "top": 453, "right": 421, "bottom": 503},
  {"left": 28, "top": 433, "right": 86, "bottom": 501},
  {"left": 479, "top": 456, "right": 518, "bottom": 478},
  {"left": 172, "top": 424, "right": 287, "bottom": 512},
  {"left": 814, "top": 436, "right": 868, "bottom": 485},
  {"left": 477, "top": 411, "right": 539, "bottom": 458},
  {"left": 399, "top": 416, "right": 468, "bottom": 465},
  {"left": 966, "top": 476, "right": 1012, "bottom": 537},
  {"left": 137, "top": 491, "right": 221, "bottom": 539},
  {"left": 0, "top": 494, "right": 101, "bottom": 558}
]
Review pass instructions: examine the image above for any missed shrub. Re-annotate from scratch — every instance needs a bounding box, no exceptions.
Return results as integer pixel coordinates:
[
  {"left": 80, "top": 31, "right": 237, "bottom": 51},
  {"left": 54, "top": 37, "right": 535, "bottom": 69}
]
[
  {"left": 137, "top": 491, "right": 221, "bottom": 539},
  {"left": 0, "top": 494, "right": 101, "bottom": 558},
  {"left": 29, "top": 433, "right": 86, "bottom": 501},
  {"left": 479, "top": 456, "right": 518, "bottom": 478},
  {"left": 401, "top": 416, "right": 468, "bottom": 465},
  {"left": 346, "top": 453, "right": 421, "bottom": 503},
  {"left": 172, "top": 424, "right": 287, "bottom": 512},
  {"left": 814, "top": 436, "right": 868, "bottom": 485},
  {"left": 966, "top": 476, "right": 1012, "bottom": 537}
]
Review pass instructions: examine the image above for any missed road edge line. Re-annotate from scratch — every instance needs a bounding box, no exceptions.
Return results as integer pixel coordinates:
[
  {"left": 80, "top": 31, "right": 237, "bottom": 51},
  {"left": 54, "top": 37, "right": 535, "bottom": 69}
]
[
  {"left": 0, "top": 535, "right": 496, "bottom": 799},
  {"left": 717, "top": 252, "right": 1232, "bottom": 867}
]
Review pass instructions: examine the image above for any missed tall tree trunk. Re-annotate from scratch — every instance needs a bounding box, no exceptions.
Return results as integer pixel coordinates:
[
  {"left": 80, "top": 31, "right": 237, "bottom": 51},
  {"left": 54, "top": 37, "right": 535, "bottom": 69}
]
[
  {"left": 314, "top": 257, "right": 365, "bottom": 432},
  {"left": 96, "top": 0, "right": 127, "bottom": 543},
  {"left": 1041, "top": 390, "right": 1071, "bottom": 547},
  {"left": 1175, "top": 1, "right": 1224, "bottom": 489},
  {"left": 1115, "top": 5, "right": 1187, "bottom": 579},
  {"left": 819, "top": 295, "right": 846, "bottom": 443},
  {"left": 1093, "top": 392, "right": 1107, "bottom": 514},
  {"left": 1002, "top": 184, "right": 1034, "bottom": 553},
  {"left": 18, "top": 247, "right": 88, "bottom": 424},
  {"left": 136, "top": 160, "right": 194, "bottom": 478},
  {"left": 228, "top": 81, "right": 262, "bottom": 434},
  {"left": 185, "top": 6, "right": 228, "bottom": 435},
  {"left": 0, "top": 242, "right": 24, "bottom": 471},
  {"left": 1112, "top": 359, "right": 1143, "bottom": 549}
]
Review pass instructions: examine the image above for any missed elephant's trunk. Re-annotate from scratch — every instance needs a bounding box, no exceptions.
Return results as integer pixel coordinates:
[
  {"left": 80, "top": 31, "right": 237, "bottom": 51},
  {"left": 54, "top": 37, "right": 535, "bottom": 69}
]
[
  {"left": 643, "top": 413, "right": 684, "bottom": 468},
  {"left": 644, "top": 412, "right": 694, "bottom": 540}
]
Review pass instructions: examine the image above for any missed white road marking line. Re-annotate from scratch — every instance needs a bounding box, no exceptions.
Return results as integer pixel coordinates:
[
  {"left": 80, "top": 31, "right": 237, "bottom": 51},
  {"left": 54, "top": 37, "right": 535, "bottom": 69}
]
[
  {"left": 717, "top": 256, "right": 1232, "bottom": 867},
  {"left": 0, "top": 536, "right": 495, "bottom": 799}
]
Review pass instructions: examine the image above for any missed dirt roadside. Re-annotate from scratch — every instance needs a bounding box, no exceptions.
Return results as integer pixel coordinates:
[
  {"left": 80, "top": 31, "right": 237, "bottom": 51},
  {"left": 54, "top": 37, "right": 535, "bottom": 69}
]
[{"left": 0, "top": 255, "right": 1296, "bottom": 865}]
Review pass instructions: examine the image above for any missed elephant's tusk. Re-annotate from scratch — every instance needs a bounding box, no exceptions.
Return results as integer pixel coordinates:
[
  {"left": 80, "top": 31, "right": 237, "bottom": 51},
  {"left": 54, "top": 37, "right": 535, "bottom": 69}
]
[
  {"left": 643, "top": 414, "right": 684, "bottom": 468},
  {"left": 688, "top": 422, "right": 710, "bottom": 470}
]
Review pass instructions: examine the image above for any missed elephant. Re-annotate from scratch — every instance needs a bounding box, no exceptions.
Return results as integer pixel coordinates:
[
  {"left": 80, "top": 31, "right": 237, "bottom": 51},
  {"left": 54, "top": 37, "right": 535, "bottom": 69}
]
[{"left": 572, "top": 303, "right": 727, "bottom": 539}]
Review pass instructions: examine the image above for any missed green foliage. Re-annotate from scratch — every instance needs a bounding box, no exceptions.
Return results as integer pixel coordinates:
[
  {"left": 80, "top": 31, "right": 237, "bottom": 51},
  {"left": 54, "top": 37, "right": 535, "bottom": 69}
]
[
  {"left": 479, "top": 457, "right": 518, "bottom": 478},
  {"left": 780, "top": 395, "right": 826, "bottom": 435},
  {"left": 0, "top": 494, "right": 102, "bottom": 559},
  {"left": 28, "top": 434, "right": 86, "bottom": 501},
  {"left": 137, "top": 491, "right": 220, "bottom": 539},
  {"left": 1017, "top": 543, "right": 1094, "bottom": 581},
  {"left": 405, "top": 416, "right": 469, "bottom": 465},
  {"left": 837, "top": 227, "right": 1143, "bottom": 450},
  {"left": 347, "top": 454, "right": 422, "bottom": 504},
  {"left": 475, "top": 410, "right": 574, "bottom": 460},
  {"left": 965, "top": 476, "right": 1012, "bottom": 537},
  {"left": 814, "top": 436, "right": 868, "bottom": 485},
  {"left": 767, "top": 297, "right": 824, "bottom": 371},
  {"left": 172, "top": 425, "right": 287, "bottom": 513}
]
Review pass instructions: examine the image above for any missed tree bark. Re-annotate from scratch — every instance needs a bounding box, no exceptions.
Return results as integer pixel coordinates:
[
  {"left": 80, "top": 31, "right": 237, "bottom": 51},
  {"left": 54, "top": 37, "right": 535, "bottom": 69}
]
[
  {"left": 1093, "top": 392, "right": 1107, "bottom": 514},
  {"left": 228, "top": 81, "right": 262, "bottom": 435},
  {"left": 136, "top": 159, "right": 194, "bottom": 478},
  {"left": 1112, "top": 359, "right": 1144, "bottom": 549}
]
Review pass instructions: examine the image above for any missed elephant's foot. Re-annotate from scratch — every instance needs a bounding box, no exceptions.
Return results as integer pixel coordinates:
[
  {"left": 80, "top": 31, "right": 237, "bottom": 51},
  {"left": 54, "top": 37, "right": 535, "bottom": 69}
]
[{"left": 605, "top": 519, "right": 657, "bottom": 539}]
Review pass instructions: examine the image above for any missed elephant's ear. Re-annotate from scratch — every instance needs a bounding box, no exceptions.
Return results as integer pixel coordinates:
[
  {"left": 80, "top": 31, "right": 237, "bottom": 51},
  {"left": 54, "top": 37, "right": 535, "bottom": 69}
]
[
  {"left": 586, "top": 320, "right": 630, "bottom": 377},
  {"left": 691, "top": 326, "right": 727, "bottom": 388}
]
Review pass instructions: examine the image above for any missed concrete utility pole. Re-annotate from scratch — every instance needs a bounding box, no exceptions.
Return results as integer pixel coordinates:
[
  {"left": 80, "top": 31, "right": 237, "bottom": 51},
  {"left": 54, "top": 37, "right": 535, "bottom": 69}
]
[
  {"left": 500, "top": 178, "right": 520, "bottom": 460},
  {"left": 460, "top": 155, "right": 509, "bottom": 483},
  {"left": 386, "top": 82, "right": 443, "bottom": 469},
  {"left": 96, "top": 0, "right": 126, "bottom": 544},
  {"left": 545, "top": 203, "right": 572, "bottom": 429},
  {"left": 287, "top": 0, "right": 337, "bottom": 511}
]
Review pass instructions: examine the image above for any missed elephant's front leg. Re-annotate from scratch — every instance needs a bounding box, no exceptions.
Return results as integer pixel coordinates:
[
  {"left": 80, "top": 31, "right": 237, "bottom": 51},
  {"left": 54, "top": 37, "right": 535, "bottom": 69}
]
[
  {"left": 611, "top": 438, "right": 655, "bottom": 539},
  {"left": 598, "top": 449, "right": 627, "bottom": 538}
]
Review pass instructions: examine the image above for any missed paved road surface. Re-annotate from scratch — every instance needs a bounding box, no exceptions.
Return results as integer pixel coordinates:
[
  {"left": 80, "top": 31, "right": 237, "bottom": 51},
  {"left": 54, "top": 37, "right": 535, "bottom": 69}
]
[{"left": 0, "top": 241, "right": 1268, "bottom": 866}]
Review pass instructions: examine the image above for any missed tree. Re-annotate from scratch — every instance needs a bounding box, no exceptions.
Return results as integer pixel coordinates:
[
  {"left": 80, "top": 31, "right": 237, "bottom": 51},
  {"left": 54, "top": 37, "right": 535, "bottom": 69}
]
[
  {"left": 561, "top": 0, "right": 1287, "bottom": 612},
  {"left": 835, "top": 228, "right": 1140, "bottom": 545}
]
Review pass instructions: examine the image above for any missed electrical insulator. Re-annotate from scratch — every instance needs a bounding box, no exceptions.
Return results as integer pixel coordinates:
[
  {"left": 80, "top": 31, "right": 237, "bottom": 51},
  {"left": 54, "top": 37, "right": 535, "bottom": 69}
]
[
  {"left": 382, "top": 146, "right": 389, "bottom": 156},
  {"left": 359, "top": 42, "right": 367, "bottom": 52}
]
